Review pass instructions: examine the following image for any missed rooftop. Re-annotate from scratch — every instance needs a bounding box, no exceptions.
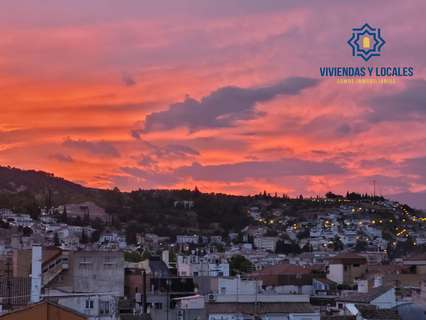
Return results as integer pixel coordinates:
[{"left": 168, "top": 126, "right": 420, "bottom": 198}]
[
  {"left": 329, "top": 252, "right": 367, "bottom": 265},
  {"left": 249, "top": 263, "right": 311, "bottom": 276},
  {"left": 356, "top": 304, "right": 400, "bottom": 320},
  {"left": 206, "top": 302, "right": 316, "bottom": 314},
  {"left": 337, "top": 285, "right": 393, "bottom": 303}
]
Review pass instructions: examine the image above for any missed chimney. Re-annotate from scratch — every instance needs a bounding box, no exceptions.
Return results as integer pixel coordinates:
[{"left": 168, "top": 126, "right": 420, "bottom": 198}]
[
  {"left": 31, "top": 245, "right": 42, "bottom": 303},
  {"left": 373, "top": 275, "right": 383, "bottom": 288},
  {"left": 356, "top": 279, "right": 368, "bottom": 293}
]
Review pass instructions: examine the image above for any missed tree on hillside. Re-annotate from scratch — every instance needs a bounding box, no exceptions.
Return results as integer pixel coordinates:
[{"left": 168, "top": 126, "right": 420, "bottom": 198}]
[
  {"left": 331, "top": 236, "right": 344, "bottom": 251},
  {"left": 229, "top": 255, "right": 253, "bottom": 275},
  {"left": 125, "top": 225, "right": 138, "bottom": 245},
  {"left": 22, "top": 226, "right": 33, "bottom": 237},
  {"left": 275, "top": 240, "right": 301, "bottom": 255},
  {"left": 124, "top": 251, "right": 143, "bottom": 262},
  {"left": 355, "top": 239, "right": 368, "bottom": 252}
]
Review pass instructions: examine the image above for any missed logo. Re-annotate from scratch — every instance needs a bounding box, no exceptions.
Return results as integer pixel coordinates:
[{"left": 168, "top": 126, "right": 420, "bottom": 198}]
[
  {"left": 348, "top": 23, "right": 385, "bottom": 61},
  {"left": 319, "top": 23, "right": 414, "bottom": 84}
]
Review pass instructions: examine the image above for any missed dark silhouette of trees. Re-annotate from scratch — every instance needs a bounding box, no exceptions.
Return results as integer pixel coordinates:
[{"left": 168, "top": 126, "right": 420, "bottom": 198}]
[{"left": 229, "top": 255, "right": 253, "bottom": 275}]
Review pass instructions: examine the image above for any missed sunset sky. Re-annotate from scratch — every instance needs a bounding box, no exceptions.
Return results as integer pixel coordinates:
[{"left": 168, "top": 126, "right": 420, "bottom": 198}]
[{"left": 1, "top": 1, "right": 426, "bottom": 207}]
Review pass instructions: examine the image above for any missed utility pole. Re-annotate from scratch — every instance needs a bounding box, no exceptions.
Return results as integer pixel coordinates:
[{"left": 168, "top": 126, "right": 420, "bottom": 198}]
[
  {"left": 166, "top": 279, "right": 170, "bottom": 320},
  {"left": 142, "top": 270, "right": 147, "bottom": 314},
  {"left": 5, "top": 256, "right": 12, "bottom": 311},
  {"left": 373, "top": 179, "right": 376, "bottom": 198}
]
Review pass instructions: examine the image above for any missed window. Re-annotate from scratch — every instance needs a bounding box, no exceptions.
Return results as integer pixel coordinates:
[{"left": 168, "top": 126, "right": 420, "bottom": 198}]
[
  {"left": 85, "top": 299, "right": 94, "bottom": 309},
  {"left": 154, "top": 302, "right": 163, "bottom": 310},
  {"left": 104, "top": 256, "right": 116, "bottom": 269},
  {"left": 99, "top": 300, "right": 110, "bottom": 314},
  {"left": 79, "top": 257, "right": 93, "bottom": 270}
]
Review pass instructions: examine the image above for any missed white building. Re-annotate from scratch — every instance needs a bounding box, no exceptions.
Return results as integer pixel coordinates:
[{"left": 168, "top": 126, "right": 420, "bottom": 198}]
[
  {"left": 98, "top": 231, "right": 127, "bottom": 249},
  {"left": 216, "top": 277, "right": 260, "bottom": 297},
  {"left": 45, "top": 251, "right": 124, "bottom": 320},
  {"left": 173, "top": 200, "right": 194, "bottom": 209},
  {"left": 48, "top": 290, "right": 117, "bottom": 320},
  {"left": 177, "top": 254, "right": 229, "bottom": 277},
  {"left": 336, "top": 285, "right": 397, "bottom": 310},
  {"left": 176, "top": 235, "right": 199, "bottom": 245},
  {"left": 254, "top": 237, "right": 278, "bottom": 252},
  {"left": 207, "top": 301, "right": 319, "bottom": 320}
]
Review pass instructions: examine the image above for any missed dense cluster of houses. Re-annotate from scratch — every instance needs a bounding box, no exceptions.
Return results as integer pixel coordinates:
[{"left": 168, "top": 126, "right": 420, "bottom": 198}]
[{"left": 0, "top": 198, "right": 426, "bottom": 320}]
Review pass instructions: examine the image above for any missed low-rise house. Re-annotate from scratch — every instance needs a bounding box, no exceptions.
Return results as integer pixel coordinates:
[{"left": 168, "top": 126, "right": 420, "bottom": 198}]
[
  {"left": 341, "top": 230, "right": 358, "bottom": 248},
  {"left": 205, "top": 302, "right": 320, "bottom": 320},
  {"left": 0, "top": 300, "right": 87, "bottom": 320},
  {"left": 177, "top": 254, "right": 229, "bottom": 277},
  {"left": 46, "top": 250, "right": 124, "bottom": 320},
  {"left": 176, "top": 235, "right": 199, "bottom": 245},
  {"left": 352, "top": 304, "right": 400, "bottom": 320},
  {"left": 173, "top": 200, "right": 194, "bottom": 209},
  {"left": 98, "top": 231, "right": 127, "bottom": 250},
  {"left": 60, "top": 235, "right": 80, "bottom": 251},
  {"left": 209, "top": 236, "right": 223, "bottom": 244},
  {"left": 4, "top": 214, "right": 33, "bottom": 228},
  {"left": 312, "top": 278, "right": 337, "bottom": 296},
  {"left": 327, "top": 252, "right": 367, "bottom": 285},
  {"left": 58, "top": 202, "right": 110, "bottom": 223},
  {"left": 248, "top": 207, "right": 261, "bottom": 220},
  {"left": 242, "top": 226, "right": 267, "bottom": 239},
  {"left": 403, "top": 253, "right": 426, "bottom": 274},
  {"left": 254, "top": 237, "right": 278, "bottom": 252},
  {"left": 139, "top": 256, "right": 170, "bottom": 279},
  {"left": 249, "top": 263, "right": 313, "bottom": 295},
  {"left": 336, "top": 285, "right": 397, "bottom": 310}
]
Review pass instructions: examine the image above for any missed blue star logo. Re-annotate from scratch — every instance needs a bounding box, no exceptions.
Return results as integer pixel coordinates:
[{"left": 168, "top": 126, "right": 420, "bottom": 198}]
[{"left": 348, "top": 23, "right": 385, "bottom": 61}]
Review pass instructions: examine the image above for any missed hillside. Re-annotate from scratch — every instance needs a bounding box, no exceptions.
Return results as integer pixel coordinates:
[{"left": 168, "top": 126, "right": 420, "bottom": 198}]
[
  {"left": 0, "top": 165, "right": 422, "bottom": 240},
  {"left": 0, "top": 166, "right": 252, "bottom": 236},
  {"left": 0, "top": 166, "right": 104, "bottom": 209},
  {"left": 0, "top": 166, "right": 89, "bottom": 194}
]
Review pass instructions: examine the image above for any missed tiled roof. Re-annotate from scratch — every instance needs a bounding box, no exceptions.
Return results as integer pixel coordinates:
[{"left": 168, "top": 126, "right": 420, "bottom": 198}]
[
  {"left": 404, "top": 253, "right": 426, "bottom": 262},
  {"left": 329, "top": 252, "right": 367, "bottom": 265},
  {"left": 314, "top": 277, "right": 337, "bottom": 286},
  {"left": 337, "top": 285, "right": 393, "bottom": 303},
  {"left": 249, "top": 263, "right": 310, "bottom": 276},
  {"left": 0, "top": 300, "right": 87, "bottom": 319},
  {"left": 149, "top": 258, "right": 170, "bottom": 276},
  {"left": 206, "top": 302, "right": 316, "bottom": 314},
  {"left": 357, "top": 304, "right": 400, "bottom": 320},
  {"left": 120, "top": 315, "right": 152, "bottom": 320}
]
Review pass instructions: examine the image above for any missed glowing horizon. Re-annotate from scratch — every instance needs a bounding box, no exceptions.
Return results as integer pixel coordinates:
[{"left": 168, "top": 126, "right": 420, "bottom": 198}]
[{"left": 1, "top": 1, "right": 426, "bottom": 207}]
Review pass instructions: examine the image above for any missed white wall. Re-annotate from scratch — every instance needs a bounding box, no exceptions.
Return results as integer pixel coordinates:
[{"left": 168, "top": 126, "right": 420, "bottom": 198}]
[
  {"left": 218, "top": 277, "right": 259, "bottom": 295},
  {"left": 58, "top": 295, "right": 116, "bottom": 320},
  {"left": 289, "top": 314, "right": 320, "bottom": 320},
  {"left": 273, "top": 285, "right": 313, "bottom": 295},
  {"left": 371, "top": 288, "right": 396, "bottom": 309},
  {"left": 178, "top": 296, "right": 205, "bottom": 309},
  {"left": 327, "top": 264, "right": 344, "bottom": 284},
  {"left": 209, "top": 314, "right": 241, "bottom": 320}
]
